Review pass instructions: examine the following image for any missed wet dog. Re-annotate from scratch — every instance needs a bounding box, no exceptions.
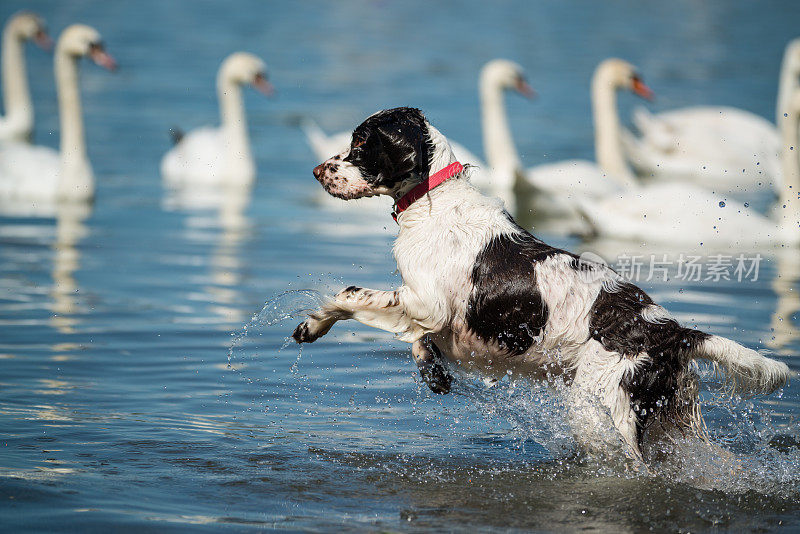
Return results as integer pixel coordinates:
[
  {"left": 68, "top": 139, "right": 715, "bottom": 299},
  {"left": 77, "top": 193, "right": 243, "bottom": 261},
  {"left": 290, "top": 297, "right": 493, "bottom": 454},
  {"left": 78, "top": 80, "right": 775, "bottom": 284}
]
[{"left": 294, "top": 107, "right": 791, "bottom": 461}]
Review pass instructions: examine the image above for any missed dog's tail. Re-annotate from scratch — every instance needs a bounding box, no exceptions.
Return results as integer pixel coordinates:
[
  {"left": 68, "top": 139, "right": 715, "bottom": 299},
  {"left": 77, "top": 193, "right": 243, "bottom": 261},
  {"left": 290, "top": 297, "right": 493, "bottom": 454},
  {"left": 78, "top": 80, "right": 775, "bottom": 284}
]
[{"left": 692, "top": 334, "right": 792, "bottom": 395}]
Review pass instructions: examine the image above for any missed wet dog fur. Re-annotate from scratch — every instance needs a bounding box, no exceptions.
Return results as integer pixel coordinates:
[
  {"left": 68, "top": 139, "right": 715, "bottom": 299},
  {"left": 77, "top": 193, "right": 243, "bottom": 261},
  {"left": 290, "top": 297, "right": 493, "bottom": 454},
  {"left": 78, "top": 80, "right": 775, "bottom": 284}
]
[{"left": 295, "top": 107, "right": 791, "bottom": 461}]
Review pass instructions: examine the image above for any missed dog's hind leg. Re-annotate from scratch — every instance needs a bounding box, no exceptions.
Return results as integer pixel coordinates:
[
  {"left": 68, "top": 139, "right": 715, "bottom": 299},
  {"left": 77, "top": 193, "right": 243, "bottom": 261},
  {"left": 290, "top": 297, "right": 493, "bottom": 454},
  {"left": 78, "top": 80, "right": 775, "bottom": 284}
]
[
  {"left": 566, "top": 341, "right": 647, "bottom": 466},
  {"left": 412, "top": 337, "right": 452, "bottom": 394},
  {"left": 565, "top": 382, "right": 643, "bottom": 466}
]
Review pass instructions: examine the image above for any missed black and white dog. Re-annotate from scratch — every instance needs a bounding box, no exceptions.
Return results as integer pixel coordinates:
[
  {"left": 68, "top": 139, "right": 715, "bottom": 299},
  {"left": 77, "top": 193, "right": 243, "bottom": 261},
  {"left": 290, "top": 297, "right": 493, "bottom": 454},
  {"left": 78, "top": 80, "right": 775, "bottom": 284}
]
[{"left": 294, "top": 107, "right": 790, "bottom": 460}]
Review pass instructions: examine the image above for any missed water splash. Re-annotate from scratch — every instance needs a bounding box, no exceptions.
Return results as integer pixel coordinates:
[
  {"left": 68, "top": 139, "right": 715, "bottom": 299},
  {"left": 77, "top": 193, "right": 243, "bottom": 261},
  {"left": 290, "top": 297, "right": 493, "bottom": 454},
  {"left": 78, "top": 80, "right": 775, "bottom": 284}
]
[
  {"left": 452, "top": 376, "right": 576, "bottom": 459},
  {"left": 226, "top": 289, "right": 324, "bottom": 383},
  {"left": 223, "top": 293, "right": 798, "bottom": 496},
  {"left": 649, "top": 390, "right": 800, "bottom": 497},
  {"left": 450, "top": 371, "right": 799, "bottom": 495}
]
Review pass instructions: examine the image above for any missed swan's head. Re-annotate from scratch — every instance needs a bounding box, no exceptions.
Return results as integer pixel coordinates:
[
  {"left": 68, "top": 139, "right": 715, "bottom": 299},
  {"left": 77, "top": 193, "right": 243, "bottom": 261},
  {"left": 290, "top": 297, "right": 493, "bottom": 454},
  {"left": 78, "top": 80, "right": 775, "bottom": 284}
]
[
  {"left": 480, "top": 59, "right": 535, "bottom": 98},
  {"left": 594, "top": 58, "right": 653, "bottom": 100},
  {"left": 219, "top": 52, "right": 273, "bottom": 96},
  {"left": 6, "top": 12, "right": 51, "bottom": 49},
  {"left": 57, "top": 24, "right": 117, "bottom": 70}
]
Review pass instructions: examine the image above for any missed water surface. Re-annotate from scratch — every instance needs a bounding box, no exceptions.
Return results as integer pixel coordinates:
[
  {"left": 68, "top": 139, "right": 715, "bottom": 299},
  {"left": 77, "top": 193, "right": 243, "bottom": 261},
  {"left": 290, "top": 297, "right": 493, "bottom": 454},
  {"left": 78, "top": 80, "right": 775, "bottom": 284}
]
[{"left": 1, "top": 0, "right": 799, "bottom": 531}]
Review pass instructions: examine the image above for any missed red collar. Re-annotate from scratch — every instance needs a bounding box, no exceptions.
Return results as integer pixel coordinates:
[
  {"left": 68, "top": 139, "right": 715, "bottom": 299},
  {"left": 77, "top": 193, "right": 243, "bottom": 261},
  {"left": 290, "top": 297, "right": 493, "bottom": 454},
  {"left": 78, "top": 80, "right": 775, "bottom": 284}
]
[{"left": 392, "top": 161, "right": 464, "bottom": 222}]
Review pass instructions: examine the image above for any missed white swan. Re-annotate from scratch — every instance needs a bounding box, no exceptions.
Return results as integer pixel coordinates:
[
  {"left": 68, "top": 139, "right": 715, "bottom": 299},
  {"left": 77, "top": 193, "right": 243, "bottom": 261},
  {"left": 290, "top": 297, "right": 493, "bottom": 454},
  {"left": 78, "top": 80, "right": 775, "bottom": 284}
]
[
  {"left": 524, "top": 59, "right": 653, "bottom": 204},
  {"left": 301, "top": 59, "right": 534, "bottom": 212},
  {"left": 577, "top": 87, "right": 800, "bottom": 247},
  {"left": 622, "top": 38, "right": 800, "bottom": 194},
  {"left": 0, "top": 24, "right": 115, "bottom": 208},
  {"left": 161, "top": 52, "right": 272, "bottom": 188},
  {"left": 0, "top": 12, "right": 51, "bottom": 142},
  {"left": 448, "top": 59, "right": 534, "bottom": 210}
]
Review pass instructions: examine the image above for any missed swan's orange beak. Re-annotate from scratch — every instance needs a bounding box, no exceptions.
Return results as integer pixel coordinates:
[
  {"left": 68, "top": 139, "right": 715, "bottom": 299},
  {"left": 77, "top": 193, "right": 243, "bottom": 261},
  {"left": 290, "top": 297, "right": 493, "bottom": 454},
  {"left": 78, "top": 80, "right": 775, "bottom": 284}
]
[
  {"left": 252, "top": 73, "right": 274, "bottom": 97},
  {"left": 515, "top": 78, "right": 536, "bottom": 99},
  {"left": 632, "top": 77, "right": 654, "bottom": 101},
  {"left": 33, "top": 29, "right": 53, "bottom": 51},
  {"left": 89, "top": 44, "right": 117, "bottom": 72}
]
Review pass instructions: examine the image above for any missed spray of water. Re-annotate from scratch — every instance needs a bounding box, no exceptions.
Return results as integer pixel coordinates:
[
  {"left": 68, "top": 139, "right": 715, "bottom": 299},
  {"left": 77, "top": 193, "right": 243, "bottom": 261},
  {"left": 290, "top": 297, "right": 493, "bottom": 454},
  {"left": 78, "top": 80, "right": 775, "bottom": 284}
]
[
  {"left": 227, "top": 289, "right": 324, "bottom": 383},
  {"left": 227, "top": 292, "right": 799, "bottom": 496},
  {"left": 453, "top": 369, "right": 799, "bottom": 495}
]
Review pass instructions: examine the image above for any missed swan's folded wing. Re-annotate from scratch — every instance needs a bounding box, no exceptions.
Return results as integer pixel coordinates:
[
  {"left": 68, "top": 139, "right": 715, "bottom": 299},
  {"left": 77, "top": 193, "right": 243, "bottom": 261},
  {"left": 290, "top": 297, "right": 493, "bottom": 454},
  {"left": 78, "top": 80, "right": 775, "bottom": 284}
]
[
  {"left": 576, "top": 183, "right": 777, "bottom": 245},
  {"left": 524, "top": 159, "right": 621, "bottom": 200},
  {"left": 632, "top": 107, "right": 677, "bottom": 152},
  {"left": 0, "top": 142, "right": 60, "bottom": 201},
  {"left": 161, "top": 127, "right": 225, "bottom": 185}
]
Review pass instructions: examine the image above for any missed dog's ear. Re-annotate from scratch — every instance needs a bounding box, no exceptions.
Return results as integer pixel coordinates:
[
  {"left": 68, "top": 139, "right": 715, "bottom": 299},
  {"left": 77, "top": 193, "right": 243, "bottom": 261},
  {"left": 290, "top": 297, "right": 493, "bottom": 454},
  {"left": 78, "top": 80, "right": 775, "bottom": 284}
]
[
  {"left": 343, "top": 107, "right": 432, "bottom": 191},
  {"left": 402, "top": 108, "right": 432, "bottom": 180},
  {"left": 351, "top": 128, "right": 369, "bottom": 149},
  {"left": 365, "top": 131, "right": 396, "bottom": 187},
  {"left": 373, "top": 109, "right": 430, "bottom": 185}
]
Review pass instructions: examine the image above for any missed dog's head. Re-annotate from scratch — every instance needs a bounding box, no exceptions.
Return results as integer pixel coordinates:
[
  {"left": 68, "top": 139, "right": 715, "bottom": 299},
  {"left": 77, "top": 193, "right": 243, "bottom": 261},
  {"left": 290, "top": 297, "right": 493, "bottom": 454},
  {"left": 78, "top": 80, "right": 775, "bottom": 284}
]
[{"left": 312, "top": 107, "right": 436, "bottom": 200}]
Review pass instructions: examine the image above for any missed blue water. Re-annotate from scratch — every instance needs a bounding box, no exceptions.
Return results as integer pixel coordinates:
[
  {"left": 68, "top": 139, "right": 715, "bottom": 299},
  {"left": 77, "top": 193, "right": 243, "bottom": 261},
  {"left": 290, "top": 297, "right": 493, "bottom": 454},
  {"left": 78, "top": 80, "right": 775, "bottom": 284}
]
[{"left": 1, "top": 0, "right": 799, "bottom": 531}]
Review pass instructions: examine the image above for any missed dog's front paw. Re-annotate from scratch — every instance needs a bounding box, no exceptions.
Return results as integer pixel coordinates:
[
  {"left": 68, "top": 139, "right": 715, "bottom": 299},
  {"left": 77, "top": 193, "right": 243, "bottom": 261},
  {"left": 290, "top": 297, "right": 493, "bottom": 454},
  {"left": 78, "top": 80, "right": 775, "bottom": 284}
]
[
  {"left": 292, "top": 321, "right": 315, "bottom": 343},
  {"left": 412, "top": 338, "right": 453, "bottom": 394},
  {"left": 292, "top": 317, "right": 330, "bottom": 343},
  {"left": 418, "top": 360, "right": 452, "bottom": 394}
]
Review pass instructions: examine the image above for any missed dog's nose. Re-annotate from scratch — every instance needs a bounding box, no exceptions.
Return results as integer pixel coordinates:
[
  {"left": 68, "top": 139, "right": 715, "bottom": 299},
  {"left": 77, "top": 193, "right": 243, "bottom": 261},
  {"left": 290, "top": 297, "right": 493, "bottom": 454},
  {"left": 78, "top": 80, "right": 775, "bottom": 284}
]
[{"left": 313, "top": 163, "right": 324, "bottom": 180}]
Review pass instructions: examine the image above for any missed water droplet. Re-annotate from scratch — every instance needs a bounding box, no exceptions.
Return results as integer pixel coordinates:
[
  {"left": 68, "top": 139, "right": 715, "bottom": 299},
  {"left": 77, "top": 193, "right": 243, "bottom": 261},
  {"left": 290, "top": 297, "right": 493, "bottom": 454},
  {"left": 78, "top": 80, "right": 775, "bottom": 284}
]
[
  {"left": 744, "top": 202, "right": 749, "bottom": 208},
  {"left": 718, "top": 201, "right": 726, "bottom": 208}
]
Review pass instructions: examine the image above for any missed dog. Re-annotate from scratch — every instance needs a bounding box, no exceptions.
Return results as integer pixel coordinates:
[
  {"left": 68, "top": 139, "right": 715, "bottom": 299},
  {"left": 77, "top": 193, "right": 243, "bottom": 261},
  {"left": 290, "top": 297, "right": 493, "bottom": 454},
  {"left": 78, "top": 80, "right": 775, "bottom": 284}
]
[{"left": 293, "top": 107, "right": 791, "bottom": 461}]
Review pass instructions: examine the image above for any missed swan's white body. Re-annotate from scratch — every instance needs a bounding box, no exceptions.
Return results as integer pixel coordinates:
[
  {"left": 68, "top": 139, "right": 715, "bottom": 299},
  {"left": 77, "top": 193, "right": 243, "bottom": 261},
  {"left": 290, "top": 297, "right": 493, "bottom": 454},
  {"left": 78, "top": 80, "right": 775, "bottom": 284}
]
[
  {"left": 0, "top": 24, "right": 114, "bottom": 208},
  {"left": 0, "top": 141, "right": 60, "bottom": 197},
  {"left": 579, "top": 88, "right": 800, "bottom": 247},
  {"left": 0, "top": 12, "right": 48, "bottom": 142},
  {"left": 162, "top": 127, "right": 241, "bottom": 186},
  {"left": 577, "top": 183, "right": 780, "bottom": 246},
  {"left": 623, "top": 106, "right": 781, "bottom": 193},
  {"left": 161, "top": 52, "right": 270, "bottom": 188},
  {"left": 525, "top": 159, "right": 624, "bottom": 198},
  {"left": 622, "top": 39, "right": 800, "bottom": 193}
]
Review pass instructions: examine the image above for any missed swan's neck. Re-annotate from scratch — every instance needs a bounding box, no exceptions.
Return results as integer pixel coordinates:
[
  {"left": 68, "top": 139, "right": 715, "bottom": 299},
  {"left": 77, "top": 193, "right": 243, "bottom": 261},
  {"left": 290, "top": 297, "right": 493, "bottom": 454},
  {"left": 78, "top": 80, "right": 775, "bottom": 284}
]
[
  {"left": 217, "top": 75, "right": 253, "bottom": 182},
  {"left": 776, "top": 47, "right": 799, "bottom": 125},
  {"left": 55, "top": 47, "right": 93, "bottom": 199},
  {"left": 591, "top": 73, "right": 637, "bottom": 188},
  {"left": 778, "top": 101, "right": 800, "bottom": 225},
  {"left": 1, "top": 23, "right": 33, "bottom": 136},
  {"left": 480, "top": 77, "right": 521, "bottom": 185}
]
